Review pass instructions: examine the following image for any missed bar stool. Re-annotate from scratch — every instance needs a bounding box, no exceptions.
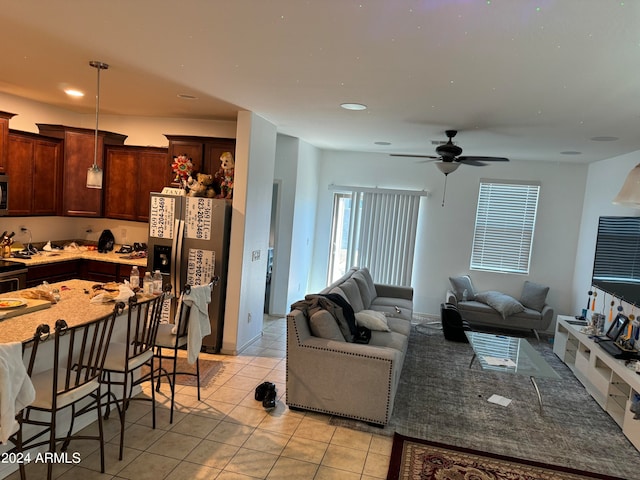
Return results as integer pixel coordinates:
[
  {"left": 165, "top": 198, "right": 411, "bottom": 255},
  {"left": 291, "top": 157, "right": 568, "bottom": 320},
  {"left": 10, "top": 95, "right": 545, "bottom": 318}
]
[
  {"left": 153, "top": 284, "right": 210, "bottom": 424},
  {"left": 100, "top": 289, "right": 168, "bottom": 460},
  {"left": 13, "top": 305, "right": 119, "bottom": 480}
]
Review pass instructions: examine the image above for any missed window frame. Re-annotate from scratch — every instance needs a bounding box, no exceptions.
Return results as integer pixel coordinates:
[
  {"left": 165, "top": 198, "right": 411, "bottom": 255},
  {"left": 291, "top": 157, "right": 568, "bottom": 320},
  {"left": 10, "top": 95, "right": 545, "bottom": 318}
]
[{"left": 470, "top": 179, "right": 541, "bottom": 275}]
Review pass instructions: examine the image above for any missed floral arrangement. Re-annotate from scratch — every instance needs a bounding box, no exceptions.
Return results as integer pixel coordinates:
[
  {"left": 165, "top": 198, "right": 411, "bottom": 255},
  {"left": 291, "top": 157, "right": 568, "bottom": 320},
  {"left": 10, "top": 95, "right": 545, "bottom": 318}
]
[{"left": 171, "top": 154, "right": 193, "bottom": 187}]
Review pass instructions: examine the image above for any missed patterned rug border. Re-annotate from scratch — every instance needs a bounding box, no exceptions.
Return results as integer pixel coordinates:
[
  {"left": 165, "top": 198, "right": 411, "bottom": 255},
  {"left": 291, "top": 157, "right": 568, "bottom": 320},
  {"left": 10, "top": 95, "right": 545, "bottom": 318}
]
[{"left": 387, "top": 432, "right": 629, "bottom": 480}]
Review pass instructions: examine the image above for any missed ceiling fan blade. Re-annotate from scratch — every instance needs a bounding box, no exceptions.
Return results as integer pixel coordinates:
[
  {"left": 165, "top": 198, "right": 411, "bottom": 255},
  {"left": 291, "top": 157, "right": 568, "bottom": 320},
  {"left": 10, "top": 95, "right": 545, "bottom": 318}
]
[
  {"left": 458, "top": 156, "right": 509, "bottom": 162},
  {"left": 458, "top": 159, "right": 488, "bottom": 166},
  {"left": 390, "top": 154, "right": 439, "bottom": 159}
]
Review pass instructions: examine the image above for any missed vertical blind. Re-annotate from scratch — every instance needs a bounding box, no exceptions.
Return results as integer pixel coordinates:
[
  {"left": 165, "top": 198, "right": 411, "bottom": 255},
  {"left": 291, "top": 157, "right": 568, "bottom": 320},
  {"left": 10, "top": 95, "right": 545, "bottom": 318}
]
[
  {"left": 357, "top": 191, "right": 420, "bottom": 286},
  {"left": 470, "top": 179, "right": 540, "bottom": 274},
  {"left": 331, "top": 185, "right": 424, "bottom": 286}
]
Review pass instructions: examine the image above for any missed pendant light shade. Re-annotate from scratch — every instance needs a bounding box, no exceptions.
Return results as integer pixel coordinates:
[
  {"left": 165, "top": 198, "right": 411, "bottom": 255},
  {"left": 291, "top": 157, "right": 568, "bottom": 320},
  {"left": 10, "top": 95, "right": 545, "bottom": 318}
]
[
  {"left": 86, "top": 60, "right": 108, "bottom": 189},
  {"left": 613, "top": 163, "right": 640, "bottom": 207}
]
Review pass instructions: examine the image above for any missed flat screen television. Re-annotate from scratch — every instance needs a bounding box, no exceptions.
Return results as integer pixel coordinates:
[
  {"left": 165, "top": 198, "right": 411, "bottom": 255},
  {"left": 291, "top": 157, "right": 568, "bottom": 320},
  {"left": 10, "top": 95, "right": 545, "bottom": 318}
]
[{"left": 592, "top": 216, "right": 640, "bottom": 307}]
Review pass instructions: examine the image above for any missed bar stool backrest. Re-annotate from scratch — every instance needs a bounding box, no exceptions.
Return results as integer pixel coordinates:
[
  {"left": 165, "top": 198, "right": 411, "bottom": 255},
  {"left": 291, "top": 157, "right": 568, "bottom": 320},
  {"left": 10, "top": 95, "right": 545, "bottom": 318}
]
[
  {"left": 24, "top": 304, "right": 120, "bottom": 410},
  {"left": 127, "top": 294, "right": 164, "bottom": 358}
]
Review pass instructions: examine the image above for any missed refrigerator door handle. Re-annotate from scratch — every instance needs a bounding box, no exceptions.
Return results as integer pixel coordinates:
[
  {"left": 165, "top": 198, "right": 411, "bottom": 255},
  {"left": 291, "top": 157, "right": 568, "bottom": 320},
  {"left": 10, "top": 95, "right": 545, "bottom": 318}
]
[{"left": 174, "top": 219, "right": 185, "bottom": 295}]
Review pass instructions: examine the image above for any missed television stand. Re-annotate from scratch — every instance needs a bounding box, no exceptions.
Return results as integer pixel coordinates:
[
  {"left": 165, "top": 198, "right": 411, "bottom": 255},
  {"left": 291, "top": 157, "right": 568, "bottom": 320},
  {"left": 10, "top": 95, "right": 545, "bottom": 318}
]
[{"left": 554, "top": 315, "right": 640, "bottom": 451}]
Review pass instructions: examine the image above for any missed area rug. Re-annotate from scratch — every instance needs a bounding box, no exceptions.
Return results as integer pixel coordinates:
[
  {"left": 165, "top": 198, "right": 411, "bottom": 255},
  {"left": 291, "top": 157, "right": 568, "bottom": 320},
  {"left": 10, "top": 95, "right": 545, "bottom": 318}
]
[
  {"left": 330, "top": 324, "right": 640, "bottom": 479},
  {"left": 387, "top": 433, "right": 628, "bottom": 480}
]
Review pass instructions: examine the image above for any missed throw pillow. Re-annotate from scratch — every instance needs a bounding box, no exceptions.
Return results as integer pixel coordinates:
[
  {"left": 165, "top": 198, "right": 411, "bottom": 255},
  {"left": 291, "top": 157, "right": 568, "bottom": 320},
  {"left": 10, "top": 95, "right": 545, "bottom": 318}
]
[
  {"left": 309, "top": 310, "right": 346, "bottom": 341},
  {"left": 321, "top": 293, "right": 357, "bottom": 336},
  {"left": 520, "top": 281, "right": 549, "bottom": 312},
  {"left": 355, "top": 309, "right": 391, "bottom": 332},
  {"left": 339, "top": 279, "right": 365, "bottom": 311},
  {"left": 449, "top": 275, "right": 476, "bottom": 301},
  {"left": 475, "top": 291, "right": 525, "bottom": 319}
]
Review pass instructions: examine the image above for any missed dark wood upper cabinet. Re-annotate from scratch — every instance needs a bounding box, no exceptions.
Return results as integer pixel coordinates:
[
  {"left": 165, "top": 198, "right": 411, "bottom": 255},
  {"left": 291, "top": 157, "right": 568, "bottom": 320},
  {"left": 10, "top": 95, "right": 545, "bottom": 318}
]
[
  {"left": 104, "top": 145, "right": 170, "bottom": 222},
  {"left": 165, "top": 134, "right": 235, "bottom": 176},
  {"left": 37, "top": 124, "right": 127, "bottom": 217},
  {"left": 0, "top": 112, "right": 16, "bottom": 174},
  {"left": 6, "top": 130, "right": 62, "bottom": 216}
]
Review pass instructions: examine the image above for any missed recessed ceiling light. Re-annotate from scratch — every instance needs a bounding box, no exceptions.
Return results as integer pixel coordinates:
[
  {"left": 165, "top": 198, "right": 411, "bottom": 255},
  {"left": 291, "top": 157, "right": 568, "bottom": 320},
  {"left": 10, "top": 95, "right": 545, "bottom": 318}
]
[
  {"left": 64, "top": 89, "right": 84, "bottom": 97},
  {"left": 560, "top": 151, "right": 582, "bottom": 155},
  {"left": 340, "top": 103, "right": 367, "bottom": 111},
  {"left": 374, "top": 141, "right": 391, "bottom": 145},
  {"left": 177, "top": 93, "right": 198, "bottom": 100},
  {"left": 590, "top": 136, "right": 619, "bottom": 141}
]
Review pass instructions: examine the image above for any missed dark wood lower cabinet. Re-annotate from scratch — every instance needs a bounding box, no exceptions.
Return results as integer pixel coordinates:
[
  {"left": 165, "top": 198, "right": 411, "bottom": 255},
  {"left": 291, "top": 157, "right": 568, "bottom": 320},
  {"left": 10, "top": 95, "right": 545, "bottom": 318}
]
[
  {"left": 81, "top": 260, "right": 147, "bottom": 283},
  {"left": 26, "top": 260, "right": 82, "bottom": 288},
  {"left": 26, "top": 259, "right": 146, "bottom": 287}
]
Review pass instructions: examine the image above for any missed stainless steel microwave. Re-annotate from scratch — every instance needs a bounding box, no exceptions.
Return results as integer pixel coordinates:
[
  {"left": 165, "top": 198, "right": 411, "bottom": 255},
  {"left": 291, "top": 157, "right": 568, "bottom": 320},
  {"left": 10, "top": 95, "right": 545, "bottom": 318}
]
[{"left": 0, "top": 175, "right": 8, "bottom": 216}]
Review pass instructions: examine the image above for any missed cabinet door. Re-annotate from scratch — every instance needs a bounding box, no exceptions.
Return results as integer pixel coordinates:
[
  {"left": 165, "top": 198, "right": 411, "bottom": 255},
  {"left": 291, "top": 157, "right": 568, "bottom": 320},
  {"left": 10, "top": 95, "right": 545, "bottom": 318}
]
[
  {"left": 63, "top": 131, "right": 104, "bottom": 217},
  {"left": 32, "top": 138, "right": 62, "bottom": 215},
  {"left": 104, "top": 146, "right": 169, "bottom": 222},
  {"left": 168, "top": 141, "right": 204, "bottom": 173},
  {"left": 203, "top": 139, "right": 236, "bottom": 175},
  {"left": 104, "top": 148, "right": 138, "bottom": 221},
  {"left": 6, "top": 135, "right": 34, "bottom": 215},
  {"left": 136, "top": 149, "right": 172, "bottom": 221},
  {"left": 0, "top": 113, "right": 16, "bottom": 174},
  {"left": 81, "top": 259, "right": 118, "bottom": 282}
]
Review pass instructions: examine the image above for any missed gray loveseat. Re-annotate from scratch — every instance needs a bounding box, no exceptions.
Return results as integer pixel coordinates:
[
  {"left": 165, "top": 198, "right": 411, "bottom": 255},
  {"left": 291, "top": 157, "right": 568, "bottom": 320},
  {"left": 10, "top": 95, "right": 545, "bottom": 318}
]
[
  {"left": 445, "top": 275, "right": 553, "bottom": 339},
  {"left": 286, "top": 267, "right": 413, "bottom": 426}
]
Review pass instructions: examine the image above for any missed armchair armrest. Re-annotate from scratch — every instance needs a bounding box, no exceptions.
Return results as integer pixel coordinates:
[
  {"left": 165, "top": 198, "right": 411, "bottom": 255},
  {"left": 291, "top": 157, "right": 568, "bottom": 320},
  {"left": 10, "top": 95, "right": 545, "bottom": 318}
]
[
  {"left": 446, "top": 289, "right": 458, "bottom": 306},
  {"left": 541, "top": 304, "right": 554, "bottom": 327}
]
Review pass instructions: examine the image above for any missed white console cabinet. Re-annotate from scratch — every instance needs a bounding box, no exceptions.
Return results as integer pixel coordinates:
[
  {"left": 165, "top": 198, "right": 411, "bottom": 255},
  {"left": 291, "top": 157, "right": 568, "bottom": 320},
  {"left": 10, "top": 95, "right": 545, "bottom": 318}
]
[{"left": 554, "top": 315, "right": 640, "bottom": 450}]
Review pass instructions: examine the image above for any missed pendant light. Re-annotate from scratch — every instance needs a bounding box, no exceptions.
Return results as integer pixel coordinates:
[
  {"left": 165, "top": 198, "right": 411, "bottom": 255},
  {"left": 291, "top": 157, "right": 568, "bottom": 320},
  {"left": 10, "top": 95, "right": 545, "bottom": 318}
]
[
  {"left": 86, "top": 60, "right": 109, "bottom": 189},
  {"left": 613, "top": 163, "right": 640, "bottom": 207}
]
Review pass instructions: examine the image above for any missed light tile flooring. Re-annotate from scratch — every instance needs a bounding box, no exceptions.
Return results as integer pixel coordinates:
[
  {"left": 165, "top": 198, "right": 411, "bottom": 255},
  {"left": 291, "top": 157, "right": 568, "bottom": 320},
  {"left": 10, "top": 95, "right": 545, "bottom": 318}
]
[{"left": 8, "top": 316, "right": 392, "bottom": 480}]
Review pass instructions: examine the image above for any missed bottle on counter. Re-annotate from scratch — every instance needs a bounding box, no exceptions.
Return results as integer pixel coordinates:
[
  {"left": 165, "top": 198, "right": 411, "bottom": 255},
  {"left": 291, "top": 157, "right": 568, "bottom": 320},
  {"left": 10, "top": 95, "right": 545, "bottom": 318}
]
[
  {"left": 129, "top": 266, "right": 140, "bottom": 289},
  {"left": 143, "top": 271, "right": 153, "bottom": 294},
  {"left": 152, "top": 270, "right": 163, "bottom": 295}
]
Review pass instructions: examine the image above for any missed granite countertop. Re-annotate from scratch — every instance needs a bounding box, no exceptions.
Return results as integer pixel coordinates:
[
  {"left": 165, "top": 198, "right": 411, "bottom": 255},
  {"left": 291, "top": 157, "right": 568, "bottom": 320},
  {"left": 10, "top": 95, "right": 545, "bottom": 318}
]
[
  {"left": 0, "top": 279, "right": 156, "bottom": 344},
  {"left": 8, "top": 245, "right": 147, "bottom": 268}
]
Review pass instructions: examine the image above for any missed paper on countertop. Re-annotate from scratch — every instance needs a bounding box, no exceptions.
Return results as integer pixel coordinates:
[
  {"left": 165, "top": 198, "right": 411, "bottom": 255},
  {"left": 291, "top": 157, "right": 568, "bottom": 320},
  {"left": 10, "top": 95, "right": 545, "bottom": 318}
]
[
  {"left": 483, "top": 356, "right": 517, "bottom": 367},
  {"left": 488, "top": 394, "right": 512, "bottom": 407},
  {"left": 89, "top": 283, "right": 135, "bottom": 304}
]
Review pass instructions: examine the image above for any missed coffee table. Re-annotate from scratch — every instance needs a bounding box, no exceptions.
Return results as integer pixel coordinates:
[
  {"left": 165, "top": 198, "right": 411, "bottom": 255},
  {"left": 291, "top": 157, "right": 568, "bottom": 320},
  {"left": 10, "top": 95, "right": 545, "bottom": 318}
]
[{"left": 464, "top": 331, "right": 560, "bottom": 413}]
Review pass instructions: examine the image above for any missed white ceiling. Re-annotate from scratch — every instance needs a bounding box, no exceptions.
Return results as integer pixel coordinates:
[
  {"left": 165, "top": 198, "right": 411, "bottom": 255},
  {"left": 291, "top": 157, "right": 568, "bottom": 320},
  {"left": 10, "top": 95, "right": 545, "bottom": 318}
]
[{"left": 0, "top": 1, "right": 639, "bottom": 164}]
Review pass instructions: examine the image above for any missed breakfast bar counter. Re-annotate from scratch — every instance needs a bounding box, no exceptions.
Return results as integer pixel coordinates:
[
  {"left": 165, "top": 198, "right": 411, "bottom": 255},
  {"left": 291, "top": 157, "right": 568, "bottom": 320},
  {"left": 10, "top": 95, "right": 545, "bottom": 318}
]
[{"left": 0, "top": 279, "right": 150, "bottom": 344}]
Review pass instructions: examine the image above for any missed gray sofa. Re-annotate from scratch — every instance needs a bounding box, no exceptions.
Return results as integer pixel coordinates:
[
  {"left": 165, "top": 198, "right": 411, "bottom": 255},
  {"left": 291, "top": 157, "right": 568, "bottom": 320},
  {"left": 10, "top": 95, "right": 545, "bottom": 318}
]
[
  {"left": 286, "top": 267, "right": 413, "bottom": 426},
  {"left": 445, "top": 275, "right": 553, "bottom": 339}
]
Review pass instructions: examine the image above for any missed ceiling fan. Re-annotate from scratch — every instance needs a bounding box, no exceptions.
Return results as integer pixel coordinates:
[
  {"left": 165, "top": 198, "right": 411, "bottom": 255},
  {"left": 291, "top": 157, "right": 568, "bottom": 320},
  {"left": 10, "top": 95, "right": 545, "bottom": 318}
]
[
  {"left": 391, "top": 130, "right": 509, "bottom": 206},
  {"left": 391, "top": 129, "right": 509, "bottom": 175}
]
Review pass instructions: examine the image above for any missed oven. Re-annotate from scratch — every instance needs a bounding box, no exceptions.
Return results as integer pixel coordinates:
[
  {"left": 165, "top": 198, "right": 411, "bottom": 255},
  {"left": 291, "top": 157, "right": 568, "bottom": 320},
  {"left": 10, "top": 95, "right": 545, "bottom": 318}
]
[
  {"left": 0, "top": 260, "right": 27, "bottom": 293},
  {"left": 0, "top": 174, "right": 8, "bottom": 216}
]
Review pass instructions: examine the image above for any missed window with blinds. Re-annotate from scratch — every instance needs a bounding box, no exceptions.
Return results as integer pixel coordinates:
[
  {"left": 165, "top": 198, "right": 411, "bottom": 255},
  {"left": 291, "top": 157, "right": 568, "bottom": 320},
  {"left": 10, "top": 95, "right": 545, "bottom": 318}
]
[
  {"left": 327, "top": 186, "right": 424, "bottom": 286},
  {"left": 593, "top": 216, "right": 640, "bottom": 284},
  {"left": 470, "top": 179, "right": 541, "bottom": 274}
]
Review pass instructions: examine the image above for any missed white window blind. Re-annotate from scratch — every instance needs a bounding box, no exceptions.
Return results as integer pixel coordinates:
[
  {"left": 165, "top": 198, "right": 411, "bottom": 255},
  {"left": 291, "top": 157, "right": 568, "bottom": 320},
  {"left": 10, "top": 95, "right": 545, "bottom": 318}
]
[
  {"left": 593, "top": 217, "right": 640, "bottom": 284},
  {"left": 470, "top": 179, "right": 540, "bottom": 274},
  {"left": 328, "top": 185, "right": 425, "bottom": 286},
  {"left": 357, "top": 191, "right": 420, "bottom": 286}
]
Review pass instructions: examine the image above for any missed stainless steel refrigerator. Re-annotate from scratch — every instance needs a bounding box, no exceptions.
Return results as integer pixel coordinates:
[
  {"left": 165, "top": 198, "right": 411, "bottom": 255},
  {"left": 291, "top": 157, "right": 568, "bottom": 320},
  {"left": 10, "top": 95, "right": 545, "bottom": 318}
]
[{"left": 147, "top": 190, "right": 232, "bottom": 352}]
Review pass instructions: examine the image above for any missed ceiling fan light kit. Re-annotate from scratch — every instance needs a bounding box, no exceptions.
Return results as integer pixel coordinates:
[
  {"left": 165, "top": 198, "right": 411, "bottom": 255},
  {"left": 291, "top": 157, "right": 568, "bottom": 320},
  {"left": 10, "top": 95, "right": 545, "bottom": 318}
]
[{"left": 435, "top": 162, "right": 460, "bottom": 175}]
